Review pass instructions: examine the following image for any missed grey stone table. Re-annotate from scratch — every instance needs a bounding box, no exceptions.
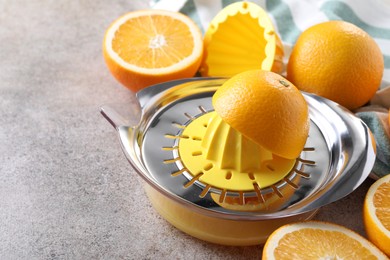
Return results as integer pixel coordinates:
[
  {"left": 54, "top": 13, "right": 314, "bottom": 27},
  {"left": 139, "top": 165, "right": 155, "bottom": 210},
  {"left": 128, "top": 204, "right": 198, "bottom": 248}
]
[{"left": 0, "top": 1, "right": 376, "bottom": 259}]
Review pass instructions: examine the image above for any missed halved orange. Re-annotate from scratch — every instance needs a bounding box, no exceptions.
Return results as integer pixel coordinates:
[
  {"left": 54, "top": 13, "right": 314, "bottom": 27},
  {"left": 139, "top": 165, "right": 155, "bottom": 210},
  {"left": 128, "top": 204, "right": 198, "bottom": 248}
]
[
  {"left": 364, "top": 174, "right": 390, "bottom": 256},
  {"left": 263, "top": 221, "right": 388, "bottom": 259},
  {"left": 212, "top": 70, "right": 309, "bottom": 159},
  {"left": 103, "top": 10, "right": 203, "bottom": 92}
]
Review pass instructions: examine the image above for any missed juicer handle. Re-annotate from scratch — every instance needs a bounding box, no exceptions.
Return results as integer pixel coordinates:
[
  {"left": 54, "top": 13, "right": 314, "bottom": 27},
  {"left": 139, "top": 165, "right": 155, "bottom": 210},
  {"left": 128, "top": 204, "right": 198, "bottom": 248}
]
[{"left": 100, "top": 105, "right": 128, "bottom": 130}]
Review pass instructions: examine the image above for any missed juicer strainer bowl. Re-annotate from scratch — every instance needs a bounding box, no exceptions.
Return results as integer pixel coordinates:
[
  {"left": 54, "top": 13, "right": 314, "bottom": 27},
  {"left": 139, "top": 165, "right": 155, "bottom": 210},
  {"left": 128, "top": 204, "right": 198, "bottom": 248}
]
[{"left": 101, "top": 77, "right": 375, "bottom": 245}]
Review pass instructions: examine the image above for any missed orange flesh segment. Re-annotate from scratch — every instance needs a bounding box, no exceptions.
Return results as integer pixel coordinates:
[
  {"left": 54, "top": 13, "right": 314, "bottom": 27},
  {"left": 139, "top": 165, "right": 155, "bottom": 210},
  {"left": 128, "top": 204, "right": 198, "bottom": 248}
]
[
  {"left": 374, "top": 181, "right": 390, "bottom": 231},
  {"left": 112, "top": 15, "right": 194, "bottom": 68},
  {"left": 275, "top": 229, "right": 378, "bottom": 258}
]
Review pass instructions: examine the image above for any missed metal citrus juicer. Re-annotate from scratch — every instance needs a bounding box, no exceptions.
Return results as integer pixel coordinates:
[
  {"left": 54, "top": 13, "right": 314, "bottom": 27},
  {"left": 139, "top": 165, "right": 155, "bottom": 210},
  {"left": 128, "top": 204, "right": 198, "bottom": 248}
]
[{"left": 100, "top": 77, "right": 375, "bottom": 246}]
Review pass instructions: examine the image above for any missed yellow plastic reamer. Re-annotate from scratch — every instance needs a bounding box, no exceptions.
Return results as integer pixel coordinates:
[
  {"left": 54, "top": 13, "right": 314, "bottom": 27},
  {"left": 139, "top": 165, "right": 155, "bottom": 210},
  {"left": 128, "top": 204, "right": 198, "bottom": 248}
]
[
  {"left": 178, "top": 111, "right": 296, "bottom": 191},
  {"left": 199, "top": 1, "right": 284, "bottom": 77}
]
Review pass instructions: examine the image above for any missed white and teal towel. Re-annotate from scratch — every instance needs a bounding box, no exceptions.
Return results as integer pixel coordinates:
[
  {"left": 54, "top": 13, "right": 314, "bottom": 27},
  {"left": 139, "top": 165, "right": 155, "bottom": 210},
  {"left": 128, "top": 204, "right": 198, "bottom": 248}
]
[
  {"left": 150, "top": 0, "right": 390, "bottom": 84},
  {"left": 150, "top": 0, "right": 390, "bottom": 178}
]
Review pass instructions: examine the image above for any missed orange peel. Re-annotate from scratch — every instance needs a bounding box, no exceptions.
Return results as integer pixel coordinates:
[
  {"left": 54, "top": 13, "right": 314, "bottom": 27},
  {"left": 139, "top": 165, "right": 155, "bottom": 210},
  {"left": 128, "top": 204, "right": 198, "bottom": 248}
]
[{"left": 213, "top": 70, "right": 309, "bottom": 160}]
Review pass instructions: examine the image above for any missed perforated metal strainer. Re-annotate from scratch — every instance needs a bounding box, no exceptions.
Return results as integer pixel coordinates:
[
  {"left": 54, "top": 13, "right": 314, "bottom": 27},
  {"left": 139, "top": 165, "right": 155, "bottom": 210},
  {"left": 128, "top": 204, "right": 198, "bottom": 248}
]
[{"left": 101, "top": 77, "right": 375, "bottom": 245}]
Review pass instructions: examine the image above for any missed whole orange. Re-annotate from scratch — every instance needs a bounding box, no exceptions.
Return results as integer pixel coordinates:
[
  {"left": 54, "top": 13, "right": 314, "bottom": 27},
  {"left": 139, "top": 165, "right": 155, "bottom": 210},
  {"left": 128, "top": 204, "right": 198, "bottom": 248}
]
[
  {"left": 287, "top": 21, "right": 384, "bottom": 110},
  {"left": 213, "top": 70, "right": 310, "bottom": 159}
]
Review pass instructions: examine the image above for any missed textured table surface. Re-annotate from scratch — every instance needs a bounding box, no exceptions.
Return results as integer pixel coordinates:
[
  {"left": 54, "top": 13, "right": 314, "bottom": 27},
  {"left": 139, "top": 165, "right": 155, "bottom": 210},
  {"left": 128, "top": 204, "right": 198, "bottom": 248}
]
[{"left": 0, "top": 1, "right": 376, "bottom": 259}]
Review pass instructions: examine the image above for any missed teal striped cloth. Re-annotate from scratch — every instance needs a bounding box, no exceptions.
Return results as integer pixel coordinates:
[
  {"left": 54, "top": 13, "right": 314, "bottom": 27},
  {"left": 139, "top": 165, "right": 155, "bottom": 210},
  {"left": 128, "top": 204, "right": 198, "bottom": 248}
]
[{"left": 151, "top": 0, "right": 390, "bottom": 178}]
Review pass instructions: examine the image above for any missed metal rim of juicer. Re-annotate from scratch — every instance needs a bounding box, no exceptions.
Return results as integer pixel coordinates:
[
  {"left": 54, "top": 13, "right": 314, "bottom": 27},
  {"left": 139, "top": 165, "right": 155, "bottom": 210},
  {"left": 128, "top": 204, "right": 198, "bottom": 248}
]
[{"left": 101, "top": 77, "right": 376, "bottom": 221}]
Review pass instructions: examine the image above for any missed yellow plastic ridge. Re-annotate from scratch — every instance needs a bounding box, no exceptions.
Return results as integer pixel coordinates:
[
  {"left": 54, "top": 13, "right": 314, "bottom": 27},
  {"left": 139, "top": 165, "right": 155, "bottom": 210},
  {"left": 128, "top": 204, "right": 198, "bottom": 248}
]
[
  {"left": 199, "top": 1, "right": 284, "bottom": 77},
  {"left": 178, "top": 111, "right": 296, "bottom": 191}
]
